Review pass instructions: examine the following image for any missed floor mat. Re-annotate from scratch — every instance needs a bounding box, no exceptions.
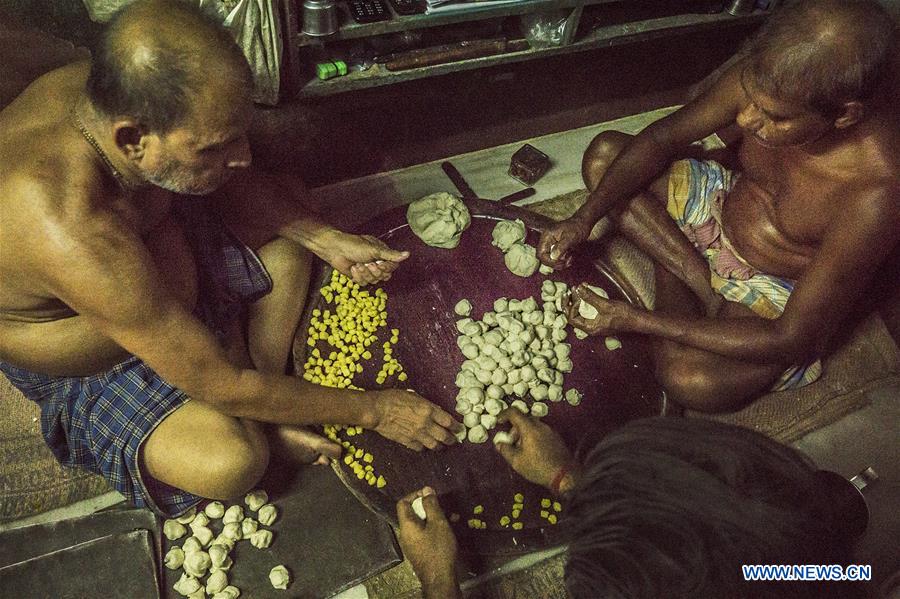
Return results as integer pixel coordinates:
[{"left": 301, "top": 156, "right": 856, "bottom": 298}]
[{"left": 0, "top": 375, "right": 111, "bottom": 523}]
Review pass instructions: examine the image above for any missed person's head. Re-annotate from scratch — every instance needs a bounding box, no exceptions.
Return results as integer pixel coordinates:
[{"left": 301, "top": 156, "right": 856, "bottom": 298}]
[
  {"left": 85, "top": 0, "right": 254, "bottom": 195},
  {"left": 564, "top": 417, "right": 863, "bottom": 599},
  {"left": 736, "top": 0, "right": 897, "bottom": 147}
]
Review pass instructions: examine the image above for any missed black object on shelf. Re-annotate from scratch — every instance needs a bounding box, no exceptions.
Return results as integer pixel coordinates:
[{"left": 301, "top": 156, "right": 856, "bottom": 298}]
[
  {"left": 348, "top": 0, "right": 392, "bottom": 23},
  {"left": 387, "top": 0, "right": 425, "bottom": 15}
]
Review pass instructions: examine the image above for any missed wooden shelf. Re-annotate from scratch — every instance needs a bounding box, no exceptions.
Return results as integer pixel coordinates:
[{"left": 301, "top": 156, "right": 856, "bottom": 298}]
[
  {"left": 297, "top": 0, "right": 626, "bottom": 47},
  {"left": 298, "top": 10, "right": 767, "bottom": 98}
]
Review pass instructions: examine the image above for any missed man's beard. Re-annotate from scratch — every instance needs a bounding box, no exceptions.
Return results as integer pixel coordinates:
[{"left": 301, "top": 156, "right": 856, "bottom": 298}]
[{"left": 145, "top": 158, "right": 229, "bottom": 196}]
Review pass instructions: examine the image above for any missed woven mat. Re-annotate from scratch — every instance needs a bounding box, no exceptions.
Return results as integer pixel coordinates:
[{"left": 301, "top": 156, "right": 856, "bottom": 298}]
[
  {"left": 365, "top": 553, "right": 568, "bottom": 599},
  {"left": 0, "top": 375, "right": 111, "bottom": 522}
]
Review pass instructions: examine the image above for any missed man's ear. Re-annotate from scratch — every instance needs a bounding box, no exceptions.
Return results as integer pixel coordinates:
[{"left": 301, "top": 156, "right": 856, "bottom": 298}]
[
  {"left": 833, "top": 101, "right": 864, "bottom": 129},
  {"left": 112, "top": 118, "right": 147, "bottom": 160}
]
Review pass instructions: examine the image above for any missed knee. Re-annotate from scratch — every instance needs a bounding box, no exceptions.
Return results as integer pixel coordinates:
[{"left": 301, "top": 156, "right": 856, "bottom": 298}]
[
  {"left": 202, "top": 424, "right": 270, "bottom": 499},
  {"left": 582, "top": 130, "right": 632, "bottom": 191},
  {"left": 654, "top": 350, "right": 742, "bottom": 413},
  {"left": 258, "top": 237, "right": 312, "bottom": 286}
]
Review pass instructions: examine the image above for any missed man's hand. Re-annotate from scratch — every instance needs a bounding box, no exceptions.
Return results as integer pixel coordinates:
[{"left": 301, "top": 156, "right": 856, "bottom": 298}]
[
  {"left": 318, "top": 231, "right": 410, "bottom": 285},
  {"left": 372, "top": 390, "right": 463, "bottom": 451},
  {"left": 565, "top": 283, "right": 636, "bottom": 336},
  {"left": 396, "top": 487, "right": 460, "bottom": 599},
  {"left": 536, "top": 215, "right": 593, "bottom": 270},
  {"left": 494, "top": 409, "right": 575, "bottom": 490}
]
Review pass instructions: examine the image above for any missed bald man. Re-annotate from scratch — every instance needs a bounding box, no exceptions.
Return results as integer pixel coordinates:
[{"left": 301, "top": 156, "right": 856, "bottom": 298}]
[
  {"left": 0, "top": 0, "right": 461, "bottom": 517},
  {"left": 540, "top": 0, "right": 899, "bottom": 412}
]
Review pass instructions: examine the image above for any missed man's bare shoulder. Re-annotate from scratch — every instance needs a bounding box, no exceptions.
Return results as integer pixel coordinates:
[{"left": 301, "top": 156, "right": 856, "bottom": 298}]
[{"left": 0, "top": 60, "right": 89, "bottom": 123}]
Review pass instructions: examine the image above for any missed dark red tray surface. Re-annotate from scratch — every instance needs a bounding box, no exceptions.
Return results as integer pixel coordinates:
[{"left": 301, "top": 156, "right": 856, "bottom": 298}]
[{"left": 293, "top": 201, "right": 665, "bottom": 556}]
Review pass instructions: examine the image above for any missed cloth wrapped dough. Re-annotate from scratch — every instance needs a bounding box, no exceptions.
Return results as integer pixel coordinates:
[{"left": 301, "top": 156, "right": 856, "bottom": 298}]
[{"left": 407, "top": 192, "right": 471, "bottom": 249}]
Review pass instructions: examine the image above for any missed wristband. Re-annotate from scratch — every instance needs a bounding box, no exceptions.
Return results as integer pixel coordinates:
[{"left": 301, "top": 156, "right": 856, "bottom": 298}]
[{"left": 550, "top": 462, "right": 576, "bottom": 496}]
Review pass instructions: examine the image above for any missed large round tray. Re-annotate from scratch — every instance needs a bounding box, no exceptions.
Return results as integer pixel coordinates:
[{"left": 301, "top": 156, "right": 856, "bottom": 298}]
[{"left": 292, "top": 199, "right": 668, "bottom": 557}]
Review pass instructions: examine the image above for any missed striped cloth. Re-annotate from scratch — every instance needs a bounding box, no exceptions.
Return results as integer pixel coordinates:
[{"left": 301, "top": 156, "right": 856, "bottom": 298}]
[
  {"left": 666, "top": 158, "right": 822, "bottom": 390},
  {"left": 0, "top": 199, "right": 272, "bottom": 517}
]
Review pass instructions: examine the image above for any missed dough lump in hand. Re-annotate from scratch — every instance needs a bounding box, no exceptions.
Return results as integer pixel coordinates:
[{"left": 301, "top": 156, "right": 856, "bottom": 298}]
[
  {"left": 504, "top": 242, "right": 539, "bottom": 277},
  {"left": 407, "top": 192, "right": 471, "bottom": 249},
  {"left": 491, "top": 219, "right": 526, "bottom": 252}
]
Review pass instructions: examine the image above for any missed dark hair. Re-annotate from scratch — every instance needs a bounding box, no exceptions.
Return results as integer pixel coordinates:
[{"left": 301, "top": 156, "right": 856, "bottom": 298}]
[
  {"left": 86, "top": 0, "right": 250, "bottom": 133},
  {"left": 744, "top": 0, "right": 898, "bottom": 116},
  {"left": 564, "top": 417, "right": 862, "bottom": 599}
]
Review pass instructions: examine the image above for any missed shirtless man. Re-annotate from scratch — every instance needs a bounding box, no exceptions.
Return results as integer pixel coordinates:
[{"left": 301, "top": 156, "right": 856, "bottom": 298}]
[
  {"left": 539, "top": 0, "right": 899, "bottom": 412},
  {"left": 0, "top": 0, "right": 460, "bottom": 517}
]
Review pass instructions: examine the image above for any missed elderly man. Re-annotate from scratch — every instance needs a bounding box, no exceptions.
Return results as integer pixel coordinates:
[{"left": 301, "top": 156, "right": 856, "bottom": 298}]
[
  {"left": 541, "top": 0, "right": 899, "bottom": 412},
  {"left": 0, "top": 0, "right": 460, "bottom": 517}
]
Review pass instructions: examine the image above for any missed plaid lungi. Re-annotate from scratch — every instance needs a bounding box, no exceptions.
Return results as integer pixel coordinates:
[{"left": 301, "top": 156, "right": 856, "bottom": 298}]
[
  {"left": 0, "top": 199, "right": 272, "bottom": 517},
  {"left": 666, "top": 158, "right": 822, "bottom": 390}
]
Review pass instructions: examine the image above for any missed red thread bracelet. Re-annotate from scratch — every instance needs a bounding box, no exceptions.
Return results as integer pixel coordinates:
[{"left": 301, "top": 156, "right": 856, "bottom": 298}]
[{"left": 550, "top": 463, "right": 575, "bottom": 496}]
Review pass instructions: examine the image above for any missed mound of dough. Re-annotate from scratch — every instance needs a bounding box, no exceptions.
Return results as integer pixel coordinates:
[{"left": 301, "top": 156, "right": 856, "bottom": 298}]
[
  {"left": 491, "top": 219, "right": 526, "bottom": 252},
  {"left": 407, "top": 192, "right": 471, "bottom": 249},
  {"left": 504, "top": 242, "right": 539, "bottom": 277}
]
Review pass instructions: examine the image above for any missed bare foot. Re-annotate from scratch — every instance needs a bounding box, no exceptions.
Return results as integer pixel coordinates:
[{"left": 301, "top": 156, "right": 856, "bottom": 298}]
[{"left": 269, "top": 425, "right": 342, "bottom": 465}]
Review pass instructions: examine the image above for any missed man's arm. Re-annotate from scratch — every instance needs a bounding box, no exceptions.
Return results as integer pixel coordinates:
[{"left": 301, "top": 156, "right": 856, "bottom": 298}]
[
  {"left": 538, "top": 61, "right": 746, "bottom": 267},
  {"left": 215, "top": 167, "right": 407, "bottom": 285},
  {"left": 35, "top": 209, "right": 458, "bottom": 449},
  {"left": 569, "top": 186, "right": 900, "bottom": 364},
  {"left": 575, "top": 63, "right": 745, "bottom": 224}
]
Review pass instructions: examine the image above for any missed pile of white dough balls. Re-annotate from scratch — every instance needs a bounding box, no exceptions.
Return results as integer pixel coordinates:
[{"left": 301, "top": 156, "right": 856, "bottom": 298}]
[
  {"left": 163, "top": 490, "right": 291, "bottom": 597},
  {"left": 407, "top": 192, "right": 471, "bottom": 249},
  {"left": 491, "top": 219, "right": 539, "bottom": 277},
  {"left": 453, "top": 280, "right": 585, "bottom": 444}
]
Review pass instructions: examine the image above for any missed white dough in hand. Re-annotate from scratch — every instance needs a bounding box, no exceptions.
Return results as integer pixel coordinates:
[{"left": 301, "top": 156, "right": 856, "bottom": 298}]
[{"left": 412, "top": 496, "right": 427, "bottom": 520}]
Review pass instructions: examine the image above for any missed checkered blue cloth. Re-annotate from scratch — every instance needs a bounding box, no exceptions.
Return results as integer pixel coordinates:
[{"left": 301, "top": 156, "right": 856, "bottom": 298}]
[{"left": 0, "top": 199, "right": 272, "bottom": 517}]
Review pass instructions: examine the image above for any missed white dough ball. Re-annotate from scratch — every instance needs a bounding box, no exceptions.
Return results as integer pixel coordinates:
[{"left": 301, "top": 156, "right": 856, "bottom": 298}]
[
  {"left": 163, "top": 519, "right": 187, "bottom": 541},
  {"left": 258, "top": 504, "right": 278, "bottom": 527},
  {"left": 184, "top": 550, "right": 212, "bottom": 578},
  {"left": 206, "top": 571, "right": 229, "bottom": 596},
  {"left": 531, "top": 384, "right": 549, "bottom": 401},
  {"left": 269, "top": 565, "right": 292, "bottom": 590},
  {"left": 467, "top": 425, "right": 489, "bottom": 443},
  {"left": 530, "top": 402, "right": 549, "bottom": 417},
  {"left": 250, "top": 529, "right": 274, "bottom": 549},
  {"left": 245, "top": 489, "right": 268, "bottom": 512},
  {"left": 223, "top": 505, "right": 244, "bottom": 525},
  {"left": 484, "top": 397, "right": 503, "bottom": 415},
  {"left": 164, "top": 546, "right": 185, "bottom": 570},
  {"left": 510, "top": 400, "right": 529, "bottom": 413},
  {"left": 504, "top": 242, "right": 540, "bottom": 277},
  {"left": 548, "top": 384, "right": 563, "bottom": 402},
  {"left": 454, "top": 299, "right": 472, "bottom": 316},
  {"left": 491, "top": 218, "right": 527, "bottom": 251}
]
